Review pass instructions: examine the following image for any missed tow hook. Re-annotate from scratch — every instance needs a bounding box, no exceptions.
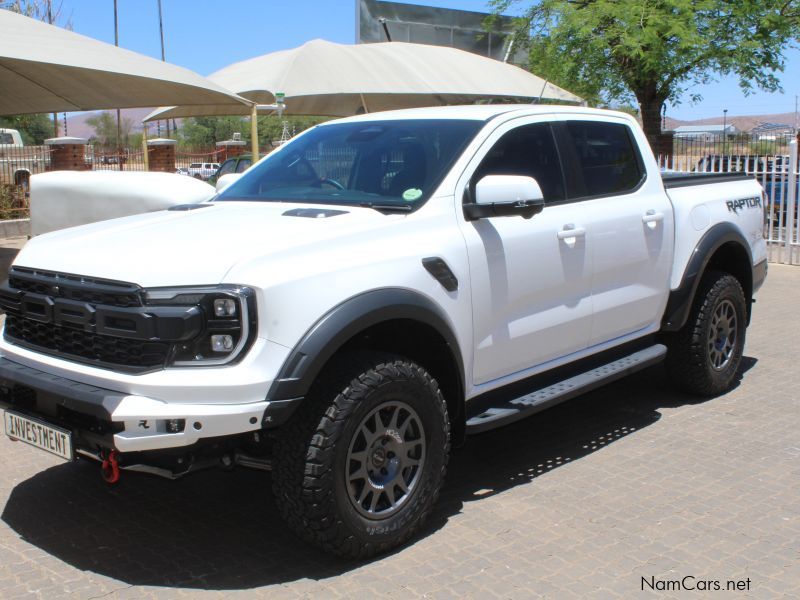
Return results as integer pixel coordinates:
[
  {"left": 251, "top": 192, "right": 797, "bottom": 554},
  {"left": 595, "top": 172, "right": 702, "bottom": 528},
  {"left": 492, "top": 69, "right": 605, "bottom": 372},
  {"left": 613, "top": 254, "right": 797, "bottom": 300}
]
[{"left": 101, "top": 449, "right": 120, "bottom": 484}]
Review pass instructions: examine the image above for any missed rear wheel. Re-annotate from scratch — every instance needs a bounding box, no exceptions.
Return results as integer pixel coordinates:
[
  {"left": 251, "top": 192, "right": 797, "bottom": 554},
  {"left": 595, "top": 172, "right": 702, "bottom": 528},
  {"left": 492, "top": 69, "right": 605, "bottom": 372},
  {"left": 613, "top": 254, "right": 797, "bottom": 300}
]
[
  {"left": 666, "top": 270, "right": 747, "bottom": 396},
  {"left": 272, "top": 353, "right": 450, "bottom": 558}
]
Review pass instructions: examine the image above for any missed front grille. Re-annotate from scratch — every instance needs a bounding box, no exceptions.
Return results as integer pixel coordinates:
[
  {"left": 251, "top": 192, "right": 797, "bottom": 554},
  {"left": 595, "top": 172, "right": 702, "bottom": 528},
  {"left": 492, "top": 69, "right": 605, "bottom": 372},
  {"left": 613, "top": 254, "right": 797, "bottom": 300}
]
[
  {"left": 5, "top": 313, "right": 171, "bottom": 371},
  {"left": 1, "top": 268, "right": 184, "bottom": 373},
  {"left": 8, "top": 267, "right": 142, "bottom": 308}
]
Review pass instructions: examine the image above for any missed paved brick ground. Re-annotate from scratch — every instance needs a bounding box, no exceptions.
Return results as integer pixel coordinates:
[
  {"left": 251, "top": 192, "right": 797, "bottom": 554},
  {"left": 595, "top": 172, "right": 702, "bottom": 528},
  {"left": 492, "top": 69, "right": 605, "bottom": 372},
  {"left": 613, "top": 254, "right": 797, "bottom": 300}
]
[{"left": 0, "top": 264, "right": 797, "bottom": 599}]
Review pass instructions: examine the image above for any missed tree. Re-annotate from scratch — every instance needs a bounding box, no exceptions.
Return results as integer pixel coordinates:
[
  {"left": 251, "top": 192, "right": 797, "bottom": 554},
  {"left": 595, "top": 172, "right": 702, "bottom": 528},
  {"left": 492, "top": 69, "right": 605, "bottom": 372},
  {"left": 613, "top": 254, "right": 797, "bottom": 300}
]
[
  {"left": 179, "top": 115, "right": 331, "bottom": 148},
  {"left": 179, "top": 116, "right": 248, "bottom": 147},
  {"left": 86, "top": 111, "right": 132, "bottom": 147},
  {"left": 0, "top": 113, "right": 52, "bottom": 144},
  {"left": 491, "top": 0, "right": 800, "bottom": 143}
]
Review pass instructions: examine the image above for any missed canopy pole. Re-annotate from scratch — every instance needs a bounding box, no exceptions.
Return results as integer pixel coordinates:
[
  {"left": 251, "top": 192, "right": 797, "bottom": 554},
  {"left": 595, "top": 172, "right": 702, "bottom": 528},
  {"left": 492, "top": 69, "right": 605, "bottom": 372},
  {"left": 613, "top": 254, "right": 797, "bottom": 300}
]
[
  {"left": 360, "top": 93, "right": 369, "bottom": 113},
  {"left": 142, "top": 122, "right": 149, "bottom": 171},
  {"left": 250, "top": 104, "right": 259, "bottom": 161}
]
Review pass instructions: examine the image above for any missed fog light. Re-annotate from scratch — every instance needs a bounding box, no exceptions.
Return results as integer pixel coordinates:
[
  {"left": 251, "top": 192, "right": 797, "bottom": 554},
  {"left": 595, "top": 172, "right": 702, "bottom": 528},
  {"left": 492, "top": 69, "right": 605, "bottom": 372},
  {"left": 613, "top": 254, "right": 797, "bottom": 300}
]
[
  {"left": 211, "top": 334, "right": 234, "bottom": 352},
  {"left": 166, "top": 418, "right": 185, "bottom": 433},
  {"left": 214, "top": 298, "right": 237, "bottom": 317}
]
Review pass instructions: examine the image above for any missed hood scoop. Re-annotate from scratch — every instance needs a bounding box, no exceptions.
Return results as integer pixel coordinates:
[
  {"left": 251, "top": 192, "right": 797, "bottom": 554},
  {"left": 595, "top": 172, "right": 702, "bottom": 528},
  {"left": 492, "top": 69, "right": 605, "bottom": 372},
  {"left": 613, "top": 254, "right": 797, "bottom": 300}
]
[
  {"left": 282, "top": 208, "right": 348, "bottom": 219},
  {"left": 168, "top": 203, "right": 214, "bottom": 211}
]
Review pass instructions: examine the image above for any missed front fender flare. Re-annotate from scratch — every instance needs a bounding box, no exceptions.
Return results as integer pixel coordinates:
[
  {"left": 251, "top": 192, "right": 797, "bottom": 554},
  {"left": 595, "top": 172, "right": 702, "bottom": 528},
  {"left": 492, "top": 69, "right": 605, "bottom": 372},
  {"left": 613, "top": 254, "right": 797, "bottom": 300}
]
[{"left": 267, "top": 288, "right": 464, "bottom": 402}]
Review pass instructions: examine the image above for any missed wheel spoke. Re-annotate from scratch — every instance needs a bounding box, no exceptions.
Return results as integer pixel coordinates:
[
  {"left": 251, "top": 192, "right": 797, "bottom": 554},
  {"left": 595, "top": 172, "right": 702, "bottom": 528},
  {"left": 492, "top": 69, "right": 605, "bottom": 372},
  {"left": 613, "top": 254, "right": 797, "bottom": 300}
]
[
  {"left": 357, "top": 484, "right": 370, "bottom": 505},
  {"left": 388, "top": 405, "right": 400, "bottom": 430},
  {"left": 369, "top": 489, "right": 382, "bottom": 512}
]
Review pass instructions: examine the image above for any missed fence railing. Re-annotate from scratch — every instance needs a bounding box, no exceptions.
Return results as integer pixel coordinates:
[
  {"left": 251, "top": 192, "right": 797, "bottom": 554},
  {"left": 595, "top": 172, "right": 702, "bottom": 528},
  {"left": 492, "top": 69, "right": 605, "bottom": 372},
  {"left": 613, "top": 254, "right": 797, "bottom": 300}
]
[
  {"left": 658, "top": 140, "right": 800, "bottom": 265},
  {"left": 669, "top": 132, "right": 796, "bottom": 164}
]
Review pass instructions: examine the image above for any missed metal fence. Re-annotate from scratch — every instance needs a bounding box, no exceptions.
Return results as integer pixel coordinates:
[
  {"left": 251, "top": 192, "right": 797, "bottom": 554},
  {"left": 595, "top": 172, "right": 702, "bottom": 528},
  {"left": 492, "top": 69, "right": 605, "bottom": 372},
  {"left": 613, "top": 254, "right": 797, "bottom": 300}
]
[
  {"left": 670, "top": 132, "right": 796, "bottom": 165},
  {"left": 658, "top": 140, "right": 800, "bottom": 265},
  {"left": 0, "top": 144, "right": 226, "bottom": 218},
  {"left": 89, "top": 145, "right": 225, "bottom": 172}
]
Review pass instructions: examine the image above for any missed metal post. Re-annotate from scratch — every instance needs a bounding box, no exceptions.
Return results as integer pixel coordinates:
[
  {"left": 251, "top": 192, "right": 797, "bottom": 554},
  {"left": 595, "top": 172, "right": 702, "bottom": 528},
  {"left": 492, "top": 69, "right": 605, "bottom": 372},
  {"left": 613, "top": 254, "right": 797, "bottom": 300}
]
[
  {"left": 157, "top": 0, "right": 170, "bottom": 138},
  {"left": 250, "top": 104, "right": 259, "bottom": 161},
  {"left": 114, "top": 0, "right": 122, "bottom": 170},
  {"left": 142, "top": 122, "right": 149, "bottom": 171},
  {"left": 722, "top": 109, "right": 728, "bottom": 157},
  {"left": 784, "top": 140, "right": 798, "bottom": 264},
  {"left": 47, "top": 0, "right": 59, "bottom": 137}
]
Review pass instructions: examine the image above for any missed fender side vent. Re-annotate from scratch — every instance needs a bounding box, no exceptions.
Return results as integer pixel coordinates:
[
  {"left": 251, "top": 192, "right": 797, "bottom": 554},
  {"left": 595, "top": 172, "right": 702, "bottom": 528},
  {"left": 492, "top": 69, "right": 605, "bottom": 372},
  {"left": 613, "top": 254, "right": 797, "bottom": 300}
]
[
  {"left": 422, "top": 257, "right": 458, "bottom": 292},
  {"left": 282, "top": 208, "right": 348, "bottom": 218}
]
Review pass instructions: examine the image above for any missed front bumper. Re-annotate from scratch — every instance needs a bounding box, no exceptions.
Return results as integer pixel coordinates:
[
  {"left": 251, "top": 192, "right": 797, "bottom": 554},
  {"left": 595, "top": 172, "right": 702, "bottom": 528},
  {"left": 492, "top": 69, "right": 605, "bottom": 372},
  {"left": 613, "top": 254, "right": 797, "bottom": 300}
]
[{"left": 0, "top": 357, "right": 300, "bottom": 453}]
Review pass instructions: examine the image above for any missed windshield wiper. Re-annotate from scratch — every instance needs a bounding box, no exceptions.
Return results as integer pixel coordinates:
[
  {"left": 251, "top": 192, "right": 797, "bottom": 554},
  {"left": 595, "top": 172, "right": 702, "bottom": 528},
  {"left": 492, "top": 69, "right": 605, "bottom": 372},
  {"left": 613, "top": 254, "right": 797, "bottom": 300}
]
[{"left": 359, "top": 202, "right": 413, "bottom": 213}]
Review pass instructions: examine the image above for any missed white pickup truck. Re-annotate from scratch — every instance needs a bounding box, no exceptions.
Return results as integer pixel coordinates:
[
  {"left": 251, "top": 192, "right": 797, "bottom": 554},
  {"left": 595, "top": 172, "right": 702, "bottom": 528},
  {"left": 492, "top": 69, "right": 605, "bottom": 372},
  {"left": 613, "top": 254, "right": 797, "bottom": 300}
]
[{"left": 0, "top": 106, "right": 767, "bottom": 558}]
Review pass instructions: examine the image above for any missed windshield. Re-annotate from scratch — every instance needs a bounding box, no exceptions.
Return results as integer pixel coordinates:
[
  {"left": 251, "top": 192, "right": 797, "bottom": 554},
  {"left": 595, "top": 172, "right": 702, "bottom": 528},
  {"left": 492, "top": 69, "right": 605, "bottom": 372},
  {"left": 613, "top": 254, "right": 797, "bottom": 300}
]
[{"left": 215, "top": 119, "right": 482, "bottom": 209}]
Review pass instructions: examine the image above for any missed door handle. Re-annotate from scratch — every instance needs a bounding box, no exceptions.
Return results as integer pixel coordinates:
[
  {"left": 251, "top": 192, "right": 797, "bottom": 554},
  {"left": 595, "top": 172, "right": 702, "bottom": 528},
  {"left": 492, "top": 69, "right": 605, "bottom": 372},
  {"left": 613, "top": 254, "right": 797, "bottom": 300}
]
[
  {"left": 557, "top": 225, "right": 586, "bottom": 240},
  {"left": 642, "top": 210, "right": 664, "bottom": 224}
]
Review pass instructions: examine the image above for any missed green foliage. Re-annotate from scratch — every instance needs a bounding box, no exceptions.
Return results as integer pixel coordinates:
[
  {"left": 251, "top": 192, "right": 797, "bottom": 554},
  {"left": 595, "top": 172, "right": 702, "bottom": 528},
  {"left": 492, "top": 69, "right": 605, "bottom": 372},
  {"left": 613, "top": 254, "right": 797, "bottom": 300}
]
[
  {"left": 178, "top": 115, "right": 332, "bottom": 148},
  {"left": 256, "top": 115, "right": 331, "bottom": 147},
  {"left": 0, "top": 113, "right": 53, "bottom": 144},
  {"left": 491, "top": 0, "right": 800, "bottom": 138},
  {"left": 178, "top": 116, "right": 247, "bottom": 147},
  {"left": 86, "top": 111, "right": 133, "bottom": 148}
]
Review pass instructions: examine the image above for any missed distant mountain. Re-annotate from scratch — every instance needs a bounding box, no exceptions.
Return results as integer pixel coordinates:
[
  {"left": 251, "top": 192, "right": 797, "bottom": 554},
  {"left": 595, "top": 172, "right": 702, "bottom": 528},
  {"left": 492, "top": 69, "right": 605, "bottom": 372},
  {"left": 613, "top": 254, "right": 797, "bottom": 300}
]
[
  {"left": 63, "top": 108, "right": 180, "bottom": 140},
  {"left": 665, "top": 112, "right": 798, "bottom": 133}
]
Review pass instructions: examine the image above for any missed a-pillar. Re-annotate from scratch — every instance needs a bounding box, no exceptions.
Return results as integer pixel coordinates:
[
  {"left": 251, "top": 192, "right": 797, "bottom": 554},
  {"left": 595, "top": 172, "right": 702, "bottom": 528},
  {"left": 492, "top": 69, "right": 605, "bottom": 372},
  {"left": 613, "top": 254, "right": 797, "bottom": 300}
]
[
  {"left": 45, "top": 136, "right": 89, "bottom": 171},
  {"left": 147, "top": 138, "right": 177, "bottom": 173},
  {"left": 216, "top": 139, "right": 247, "bottom": 162}
]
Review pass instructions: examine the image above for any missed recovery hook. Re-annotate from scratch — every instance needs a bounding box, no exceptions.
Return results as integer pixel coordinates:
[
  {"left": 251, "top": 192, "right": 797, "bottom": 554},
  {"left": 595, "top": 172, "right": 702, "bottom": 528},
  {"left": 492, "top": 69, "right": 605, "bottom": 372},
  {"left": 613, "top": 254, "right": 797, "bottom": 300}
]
[{"left": 101, "top": 449, "right": 120, "bottom": 484}]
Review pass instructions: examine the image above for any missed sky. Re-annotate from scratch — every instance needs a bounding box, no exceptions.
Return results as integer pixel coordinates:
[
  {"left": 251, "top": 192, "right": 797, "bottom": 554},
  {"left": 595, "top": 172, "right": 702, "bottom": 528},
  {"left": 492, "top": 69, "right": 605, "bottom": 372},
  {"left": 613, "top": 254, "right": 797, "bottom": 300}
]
[{"left": 43, "top": 0, "right": 800, "bottom": 122}]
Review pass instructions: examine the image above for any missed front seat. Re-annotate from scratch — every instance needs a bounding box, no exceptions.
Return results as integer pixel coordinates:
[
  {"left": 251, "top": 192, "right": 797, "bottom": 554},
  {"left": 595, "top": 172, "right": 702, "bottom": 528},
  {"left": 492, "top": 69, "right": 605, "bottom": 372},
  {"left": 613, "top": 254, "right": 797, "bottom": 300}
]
[{"left": 388, "top": 143, "right": 427, "bottom": 196}]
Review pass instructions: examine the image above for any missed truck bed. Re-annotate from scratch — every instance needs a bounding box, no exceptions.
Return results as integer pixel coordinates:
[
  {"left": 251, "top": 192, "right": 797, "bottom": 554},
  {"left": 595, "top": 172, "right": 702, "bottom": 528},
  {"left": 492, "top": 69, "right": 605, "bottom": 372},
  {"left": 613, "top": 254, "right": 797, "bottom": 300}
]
[{"left": 661, "top": 171, "right": 752, "bottom": 188}]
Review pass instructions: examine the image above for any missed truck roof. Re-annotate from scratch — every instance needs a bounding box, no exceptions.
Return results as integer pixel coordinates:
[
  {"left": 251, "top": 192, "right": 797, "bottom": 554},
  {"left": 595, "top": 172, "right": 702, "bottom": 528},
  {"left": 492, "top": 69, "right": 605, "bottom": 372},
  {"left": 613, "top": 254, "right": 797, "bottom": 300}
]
[{"left": 328, "top": 103, "right": 632, "bottom": 124}]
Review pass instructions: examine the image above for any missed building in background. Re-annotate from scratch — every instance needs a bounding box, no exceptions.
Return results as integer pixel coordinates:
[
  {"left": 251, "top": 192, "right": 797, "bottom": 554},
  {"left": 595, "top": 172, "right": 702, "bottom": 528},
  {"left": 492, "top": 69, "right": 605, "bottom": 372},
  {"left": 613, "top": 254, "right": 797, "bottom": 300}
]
[
  {"left": 357, "top": 0, "right": 526, "bottom": 64},
  {"left": 674, "top": 124, "right": 738, "bottom": 141}
]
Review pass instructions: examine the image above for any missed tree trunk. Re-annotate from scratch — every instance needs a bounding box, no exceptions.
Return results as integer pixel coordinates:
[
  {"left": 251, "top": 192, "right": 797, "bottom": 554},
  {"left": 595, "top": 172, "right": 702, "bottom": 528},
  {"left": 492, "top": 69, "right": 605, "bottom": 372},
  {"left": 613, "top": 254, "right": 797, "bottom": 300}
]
[{"left": 637, "top": 95, "right": 665, "bottom": 147}]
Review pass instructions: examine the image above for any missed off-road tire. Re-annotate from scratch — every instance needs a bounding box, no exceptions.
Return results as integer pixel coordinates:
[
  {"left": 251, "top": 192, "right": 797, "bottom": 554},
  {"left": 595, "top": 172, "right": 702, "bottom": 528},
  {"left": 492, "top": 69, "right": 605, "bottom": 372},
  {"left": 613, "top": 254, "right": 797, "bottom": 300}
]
[
  {"left": 666, "top": 270, "right": 747, "bottom": 396},
  {"left": 272, "top": 352, "right": 450, "bottom": 558}
]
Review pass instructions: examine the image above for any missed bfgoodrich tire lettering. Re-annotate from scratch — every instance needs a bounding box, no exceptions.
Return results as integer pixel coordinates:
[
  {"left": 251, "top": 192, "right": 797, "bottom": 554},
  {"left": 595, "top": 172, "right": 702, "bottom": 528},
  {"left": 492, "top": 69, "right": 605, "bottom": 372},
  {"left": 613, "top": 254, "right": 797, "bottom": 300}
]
[
  {"left": 666, "top": 270, "right": 747, "bottom": 396},
  {"left": 272, "top": 352, "right": 450, "bottom": 558}
]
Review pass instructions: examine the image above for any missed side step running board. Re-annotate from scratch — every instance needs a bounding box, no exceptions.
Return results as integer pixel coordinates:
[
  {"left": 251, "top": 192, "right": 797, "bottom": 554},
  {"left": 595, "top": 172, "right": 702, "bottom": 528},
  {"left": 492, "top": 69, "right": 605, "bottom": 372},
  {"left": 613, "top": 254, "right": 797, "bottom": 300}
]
[{"left": 466, "top": 344, "right": 667, "bottom": 434}]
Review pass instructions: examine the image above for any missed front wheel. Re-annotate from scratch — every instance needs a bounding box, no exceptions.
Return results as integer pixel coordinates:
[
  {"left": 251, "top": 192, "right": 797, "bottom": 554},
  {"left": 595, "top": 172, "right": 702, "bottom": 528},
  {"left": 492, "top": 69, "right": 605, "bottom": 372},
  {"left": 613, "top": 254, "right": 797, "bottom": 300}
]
[
  {"left": 666, "top": 270, "right": 747, "bottom": 396},
  {"left": 272, "top": 353, "right": 450, "bottom": 558}
]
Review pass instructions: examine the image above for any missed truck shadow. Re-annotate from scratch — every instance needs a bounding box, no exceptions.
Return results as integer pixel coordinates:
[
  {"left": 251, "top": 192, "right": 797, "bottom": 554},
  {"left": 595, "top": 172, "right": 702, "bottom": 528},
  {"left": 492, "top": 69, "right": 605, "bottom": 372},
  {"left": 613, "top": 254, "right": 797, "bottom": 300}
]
[{"left": 0, "top": 359, "right": 756, "bottom": 590}]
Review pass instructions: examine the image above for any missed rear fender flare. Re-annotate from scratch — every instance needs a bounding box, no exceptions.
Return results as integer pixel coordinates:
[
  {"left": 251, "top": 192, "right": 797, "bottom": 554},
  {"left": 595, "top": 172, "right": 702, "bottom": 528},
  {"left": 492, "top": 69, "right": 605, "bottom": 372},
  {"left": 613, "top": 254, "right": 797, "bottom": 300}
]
[{"left": 661, "top": 222, "right": 752, "bottom": 331}]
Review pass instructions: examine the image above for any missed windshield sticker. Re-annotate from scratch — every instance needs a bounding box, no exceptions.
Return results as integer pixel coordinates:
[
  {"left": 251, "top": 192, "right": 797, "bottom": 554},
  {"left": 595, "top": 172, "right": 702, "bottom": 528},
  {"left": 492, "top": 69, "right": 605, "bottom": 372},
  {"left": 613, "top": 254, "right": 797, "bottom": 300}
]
[
  {"left": 726, "top": 196, "right": 761, "bottom": 215},
  {"left": 402, "top": 188, "right": 423, "bottom": 202}
]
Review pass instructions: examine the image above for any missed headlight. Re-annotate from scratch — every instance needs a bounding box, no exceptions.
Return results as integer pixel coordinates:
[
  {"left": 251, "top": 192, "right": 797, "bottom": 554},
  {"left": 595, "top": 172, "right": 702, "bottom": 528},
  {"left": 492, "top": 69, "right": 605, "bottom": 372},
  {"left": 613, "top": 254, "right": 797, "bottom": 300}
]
[{"left": 144, "top": 285, "right": 256, "bottom": 367}]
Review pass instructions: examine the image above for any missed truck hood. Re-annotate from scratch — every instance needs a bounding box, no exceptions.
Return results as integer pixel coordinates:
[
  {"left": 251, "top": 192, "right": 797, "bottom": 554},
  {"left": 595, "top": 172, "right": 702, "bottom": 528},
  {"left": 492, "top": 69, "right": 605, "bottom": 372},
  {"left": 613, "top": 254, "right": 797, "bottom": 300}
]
[{"left": 15, "top": 202, "right": 401, "bottom": 286}]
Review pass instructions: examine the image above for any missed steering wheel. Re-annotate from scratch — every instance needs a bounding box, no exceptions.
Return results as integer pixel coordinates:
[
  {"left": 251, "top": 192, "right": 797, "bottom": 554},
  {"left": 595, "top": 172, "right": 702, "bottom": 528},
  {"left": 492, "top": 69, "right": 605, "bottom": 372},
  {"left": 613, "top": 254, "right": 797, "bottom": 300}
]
[{"left": 319, "top": 177, "right": 345, "bottom": 190}]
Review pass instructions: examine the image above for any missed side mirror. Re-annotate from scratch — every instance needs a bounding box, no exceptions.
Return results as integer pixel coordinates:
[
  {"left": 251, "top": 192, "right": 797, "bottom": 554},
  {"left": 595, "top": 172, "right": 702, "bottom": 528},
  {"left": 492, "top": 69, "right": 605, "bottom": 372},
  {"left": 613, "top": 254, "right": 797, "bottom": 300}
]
[
  {"left": 463, "top": 175, "right": 545, "bottom": 220},
  {"left": 216, "top": 173, "right": 242, "bottom": 192}
]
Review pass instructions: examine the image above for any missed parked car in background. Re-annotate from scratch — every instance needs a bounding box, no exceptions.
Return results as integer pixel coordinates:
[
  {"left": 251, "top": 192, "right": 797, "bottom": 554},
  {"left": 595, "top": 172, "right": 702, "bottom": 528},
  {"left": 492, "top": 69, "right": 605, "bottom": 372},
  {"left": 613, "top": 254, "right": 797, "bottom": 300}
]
[
  {"left": 208, "top": 154, "right": 253, "bottom": 186},
  {"left": 187, "top": 162, "right": 220, "bottom": 180},
  {"left": 0, "top": 127, "right": 50, "bottom": 190},
  {"left": 175, "top": 167, "right": 189, "bottom": 176},
  {"left": 763, "top": 178, "right": 800, "bottom": 222}
]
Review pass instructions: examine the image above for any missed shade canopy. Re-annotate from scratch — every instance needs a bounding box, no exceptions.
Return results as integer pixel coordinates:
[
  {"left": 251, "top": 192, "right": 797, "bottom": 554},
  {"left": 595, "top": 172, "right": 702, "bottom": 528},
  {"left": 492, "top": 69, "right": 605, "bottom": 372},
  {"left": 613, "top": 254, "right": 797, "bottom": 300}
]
[
  {"left": 144, "top": 39, "right": 582, "bottom": 121},
  {"left": 0, "top": 9, "right": 251, "bottom": 116}
]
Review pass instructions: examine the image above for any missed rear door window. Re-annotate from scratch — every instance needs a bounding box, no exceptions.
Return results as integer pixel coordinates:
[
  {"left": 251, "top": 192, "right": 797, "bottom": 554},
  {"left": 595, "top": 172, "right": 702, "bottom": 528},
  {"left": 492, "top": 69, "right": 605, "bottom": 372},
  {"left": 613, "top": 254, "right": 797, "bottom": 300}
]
[
  {"left": 235, "top": 158, "right": 252, "bottom": 173},
  {"left": 562, "top": 121, "right": 644, "bottom": 198}
]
